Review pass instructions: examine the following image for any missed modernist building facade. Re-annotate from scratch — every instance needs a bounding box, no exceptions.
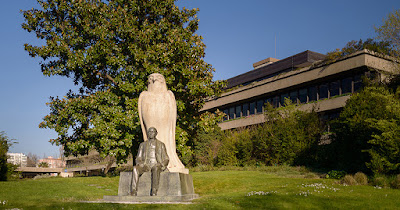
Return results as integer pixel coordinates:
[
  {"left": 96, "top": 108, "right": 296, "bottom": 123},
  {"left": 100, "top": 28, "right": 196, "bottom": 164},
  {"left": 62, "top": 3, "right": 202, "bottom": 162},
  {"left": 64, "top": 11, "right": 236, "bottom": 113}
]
[
  {"left": 201, "top": 50, "right": 398, "bottom": 130},
  {"left": 7, "top": 153, "right": 28, "bottom": 167}
]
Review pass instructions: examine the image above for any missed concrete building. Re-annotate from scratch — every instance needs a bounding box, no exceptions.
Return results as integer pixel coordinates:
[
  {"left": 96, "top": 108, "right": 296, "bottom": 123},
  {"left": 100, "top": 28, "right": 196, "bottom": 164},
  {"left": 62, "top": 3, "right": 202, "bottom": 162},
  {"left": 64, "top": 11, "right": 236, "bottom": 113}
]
[
  {"left": 201, "top": 50, "right": 398, "bottom": 130},
  {"left": 7, "top": 153, "right": 28, "bottom": 167},
  {"left": 38, "top": 156, "right": 65, "bottom": 168},
  {"left": 63, "top": 150, "right": 123, "bottom": 176}
]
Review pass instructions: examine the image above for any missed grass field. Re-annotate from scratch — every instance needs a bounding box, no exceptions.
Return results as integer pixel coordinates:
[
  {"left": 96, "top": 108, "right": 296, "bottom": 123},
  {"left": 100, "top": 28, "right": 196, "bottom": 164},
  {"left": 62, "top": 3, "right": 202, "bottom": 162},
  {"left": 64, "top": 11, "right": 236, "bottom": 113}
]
[{"left": 1, "top": 168, "right": 400, "bottom": 209}]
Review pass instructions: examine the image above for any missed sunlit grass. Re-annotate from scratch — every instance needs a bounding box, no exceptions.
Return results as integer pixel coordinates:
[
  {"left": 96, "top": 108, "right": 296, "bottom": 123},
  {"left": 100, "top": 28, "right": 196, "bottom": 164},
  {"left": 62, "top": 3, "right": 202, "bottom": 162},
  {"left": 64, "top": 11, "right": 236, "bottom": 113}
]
[{"left": 1, "top": 169, "right": 400, "bottom": 209}]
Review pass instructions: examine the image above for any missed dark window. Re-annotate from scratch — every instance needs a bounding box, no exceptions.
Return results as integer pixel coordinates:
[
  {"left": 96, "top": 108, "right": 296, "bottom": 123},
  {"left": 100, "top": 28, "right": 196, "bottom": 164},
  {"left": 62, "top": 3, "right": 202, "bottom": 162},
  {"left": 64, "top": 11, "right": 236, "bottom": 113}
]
[
  {"left": 309, "top": 86, "right": 317, "bottom": 101},
  {"left": 229, "top": 107, "right": 235, "bottom": 119},
  {"left": 242, "top": 103, "right": 249, "bottom": 116},
  {"left": 354, "top": 74, "right": 363, "bottom": 92},
  {"left": 223, "top": 109, "right": 229, "bottom": 121},
  {"left": 341, "top": 77, "right": 352, "bottom": 94},
  {"left": 330, "top": 80, "right": 340, "bottom": 97},
  {"left": 280, "top": 93, "right": 289, "bottom": 106},
  {"left": 235, "top": 105, "right": 241, "bottom": 118},
  {"left": 272, "top": 96, "right": 280, "bottom": 108},
  {"left": 299, "top": 88, "right": 308, "bottom": 103},
  {"left": 366, "top": 71, "right": 377, "bottom": 80},
  {"left": 265, "top": 98, "right": 272, "bottom": 106},
  {"left": 256, "top": 100, "right": 264, "bottom": 114},
  {"left": 249, "top": 102, "right": 256, "bottom": 115},
  {"left": 319, "top": 83, "right": 328, "bottom": 99},
  {"left": 289, "top": 90, "right": 298, "bottom": 104}
]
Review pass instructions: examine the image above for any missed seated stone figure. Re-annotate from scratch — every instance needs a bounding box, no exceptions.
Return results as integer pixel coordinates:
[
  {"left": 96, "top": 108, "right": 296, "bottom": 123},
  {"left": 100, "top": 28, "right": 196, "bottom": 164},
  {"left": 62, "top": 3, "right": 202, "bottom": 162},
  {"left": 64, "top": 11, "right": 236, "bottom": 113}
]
[{"left": 131, "top": 127, "right": 169, "bottom": 196}]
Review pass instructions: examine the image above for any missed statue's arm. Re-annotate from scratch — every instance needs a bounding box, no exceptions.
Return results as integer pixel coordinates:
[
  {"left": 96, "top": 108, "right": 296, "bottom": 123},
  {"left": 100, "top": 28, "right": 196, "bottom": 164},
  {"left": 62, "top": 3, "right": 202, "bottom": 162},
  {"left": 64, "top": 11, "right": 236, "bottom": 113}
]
[
  {"left": 135, "top": 142, "right": 145, "bottom": 165},
  {"left": 138, "top": 92, "right": 148, "bottom": 141}
]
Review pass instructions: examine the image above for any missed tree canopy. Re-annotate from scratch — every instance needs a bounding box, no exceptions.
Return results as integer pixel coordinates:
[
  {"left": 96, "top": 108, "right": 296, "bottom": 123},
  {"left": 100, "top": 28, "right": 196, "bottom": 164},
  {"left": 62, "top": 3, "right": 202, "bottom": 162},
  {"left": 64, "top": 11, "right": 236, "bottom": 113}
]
[
  {"left": 325, "top": 38, "right": 394, "bottom": 63},
  {"left": 22, "top": 0, "right": 225, "bottom": 164},
  {"left": 376, "top": 9, "right": 400, "bottom": 57}
]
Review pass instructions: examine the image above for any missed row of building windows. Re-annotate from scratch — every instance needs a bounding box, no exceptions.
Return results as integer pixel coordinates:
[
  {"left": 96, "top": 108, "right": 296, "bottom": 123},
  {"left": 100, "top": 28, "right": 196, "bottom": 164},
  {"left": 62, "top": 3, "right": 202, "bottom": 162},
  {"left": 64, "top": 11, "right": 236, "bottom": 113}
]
[{"left": 221, "top": 73, "right": 364, "bottom": 121}]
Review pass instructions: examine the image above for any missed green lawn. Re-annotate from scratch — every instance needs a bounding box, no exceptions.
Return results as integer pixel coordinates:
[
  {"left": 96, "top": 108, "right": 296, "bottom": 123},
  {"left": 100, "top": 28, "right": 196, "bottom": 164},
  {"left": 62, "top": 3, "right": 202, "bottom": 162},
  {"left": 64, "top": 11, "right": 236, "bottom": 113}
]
[{"left": 1, "top": 170, "right": 400, "bottom": 209}]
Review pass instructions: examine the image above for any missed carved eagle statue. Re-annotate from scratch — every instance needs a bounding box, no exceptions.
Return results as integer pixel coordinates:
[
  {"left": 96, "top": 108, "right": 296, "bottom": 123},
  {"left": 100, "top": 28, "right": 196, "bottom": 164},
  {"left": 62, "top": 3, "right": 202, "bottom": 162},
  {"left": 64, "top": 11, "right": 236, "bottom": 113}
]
[{"left": 138, "top": 73, "right": 188, "bottom": 174}]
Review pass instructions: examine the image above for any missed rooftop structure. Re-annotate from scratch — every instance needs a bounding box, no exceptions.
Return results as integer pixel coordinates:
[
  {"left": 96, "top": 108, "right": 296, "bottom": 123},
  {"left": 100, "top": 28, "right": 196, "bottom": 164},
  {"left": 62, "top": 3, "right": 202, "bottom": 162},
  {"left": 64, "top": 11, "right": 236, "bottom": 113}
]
[{"left": 202, "top": 50, "right": 398, "bottom": 130}]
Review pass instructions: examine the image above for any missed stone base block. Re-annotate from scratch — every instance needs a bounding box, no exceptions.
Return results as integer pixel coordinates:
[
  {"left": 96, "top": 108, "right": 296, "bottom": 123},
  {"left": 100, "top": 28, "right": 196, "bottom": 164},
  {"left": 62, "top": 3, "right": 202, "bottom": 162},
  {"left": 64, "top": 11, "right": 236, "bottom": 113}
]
[
  {"left": 103, "top": 194, "right": 199, "bottom": 203},
  {"left": 103, "top": 171, "right": 198, "bottom": 202}
]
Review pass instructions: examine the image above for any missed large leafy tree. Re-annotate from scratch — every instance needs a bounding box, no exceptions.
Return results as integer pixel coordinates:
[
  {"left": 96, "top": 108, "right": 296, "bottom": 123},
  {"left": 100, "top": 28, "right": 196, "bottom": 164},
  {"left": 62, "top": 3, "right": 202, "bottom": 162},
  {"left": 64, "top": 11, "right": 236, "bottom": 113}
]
[{"left": 22, "top": 0, "right": 224, "bottom": 164}]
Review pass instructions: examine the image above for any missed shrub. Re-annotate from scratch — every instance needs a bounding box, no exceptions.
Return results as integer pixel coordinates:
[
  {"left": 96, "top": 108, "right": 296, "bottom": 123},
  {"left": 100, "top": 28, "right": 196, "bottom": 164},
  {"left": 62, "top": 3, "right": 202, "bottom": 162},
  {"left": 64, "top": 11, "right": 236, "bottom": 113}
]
[
  {"left": 342, "top": 175, "right": 357, "bottom": 185},
  {"left": 215, "top": 133, "right": 238, "bottom": 166},
  {"left": 253, "top": 100, "right": 323, "bottom": 166},
  {"left": 354, "top": 172, "right": 368, "bottom": 185},
  {"left": 232, "top": 128, "right": 255, "bottom": 166},
  {"left": 332, "top": 85, "right": 400, "bottom": 174},
  {"left": 390, "top": 174, "right": 400, "bottom": 189},
  {"left": 326, "top": 170, "right": 346, "bottom": 179},
  {"left": 371, "top": 175, "right": 390, "bottom": 188},
  {"left": 193, "top": 126, "right": 224, "bottom": 166},
  {"left": 33, "top": 174, "right": 52, "bottom": 180}
]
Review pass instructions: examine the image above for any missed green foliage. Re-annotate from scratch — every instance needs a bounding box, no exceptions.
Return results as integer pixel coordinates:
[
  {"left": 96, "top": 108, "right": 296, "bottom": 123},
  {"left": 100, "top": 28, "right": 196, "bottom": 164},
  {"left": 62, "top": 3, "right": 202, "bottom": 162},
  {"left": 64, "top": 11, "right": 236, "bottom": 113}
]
[
  {"left": 192, "top": 124, "right": 223, "bottom": 166},
  {"left": 230, "top": 129, "right": 255, "bottom": 166},
  {"left": 38, "top": 162, "right": 49, "bottom": 168},
  {"left": 215, "top": 131, "right": 239, "bottom": 166},
  {"left": 193, "top": 126, "right": 257, "bottom": 167},
  {"left": 325, "top": 38, "right": 394, "bottom": 65},
  {"left": 332, "top": 84, "right": 400, "bottom": 174},
  {"left": 366, "top": 118, "right": 400, "bottom": 174},
  {"left": 22, "top": 0, "right": 225, "bottom": 164},
  {"left": 376, "top": 9, "right": 400, "bottom": 57},
  {"left": 325, "top": 38, "right": 394, "bottom": 63},
  {"left": 0, "top": 131, "right": 16, "bottom": 181},
  {"left": 254, "top": 99, "right": 323, "bottom": 166},
  {"left": 190, "top": 110, "right": 225, "bottom": 166},
  {"left": 192, "top": 99, "right": 323, "bottom": 167},
  {"left": 326, "top": 170, "right": 346, "bottom": 179}
]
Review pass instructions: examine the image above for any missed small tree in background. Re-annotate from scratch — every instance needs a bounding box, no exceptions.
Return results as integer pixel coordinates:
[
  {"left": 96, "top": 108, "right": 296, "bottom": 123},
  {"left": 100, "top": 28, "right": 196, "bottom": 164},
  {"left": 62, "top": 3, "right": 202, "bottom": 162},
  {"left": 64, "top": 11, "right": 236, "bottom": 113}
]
[
  {"left": 325, "top": 38, "right": 394, "bottom": 63},
  {"left": 0, "top": 131, "right": 16, "bottom": 181},
  {"left": 26, "top": 153, "right": 39, "bottom": 167},
  {"left": 22, "top": 0, "right": 225, "bottom": 165},
  {"left": 38, "top": 162, "right": 49, "bottom": 168},
  {"left": 376, "top": 9, "right": 400, "bottom": 57}
]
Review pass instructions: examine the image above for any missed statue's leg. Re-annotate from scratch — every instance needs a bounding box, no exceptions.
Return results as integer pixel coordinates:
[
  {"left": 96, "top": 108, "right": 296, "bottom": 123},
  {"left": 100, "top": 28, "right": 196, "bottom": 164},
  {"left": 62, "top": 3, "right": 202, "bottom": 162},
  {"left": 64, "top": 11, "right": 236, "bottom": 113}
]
[
  {"left": 150, "top": 165, "right": 162, "bottom": 196},
  {"left": 130, "top": 166, "right": 143, "bottom": 196}
]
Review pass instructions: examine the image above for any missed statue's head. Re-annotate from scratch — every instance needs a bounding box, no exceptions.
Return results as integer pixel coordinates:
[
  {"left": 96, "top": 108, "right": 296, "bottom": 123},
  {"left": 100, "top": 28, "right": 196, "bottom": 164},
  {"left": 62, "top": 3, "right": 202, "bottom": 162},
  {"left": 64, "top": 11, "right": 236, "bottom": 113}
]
[
  {"left": 147, "top": 73, "right": 167, "bottom": 92},
  {"left": 147, "top": 127, "right": 158, "bottom": 139}
]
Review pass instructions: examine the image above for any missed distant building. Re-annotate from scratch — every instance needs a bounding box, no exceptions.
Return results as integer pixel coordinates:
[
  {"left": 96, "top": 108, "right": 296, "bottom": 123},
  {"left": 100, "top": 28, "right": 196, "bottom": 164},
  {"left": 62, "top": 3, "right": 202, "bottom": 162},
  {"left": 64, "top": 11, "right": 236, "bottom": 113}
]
[
  {"left": 7, "top": 153, "right": 28, "bottom": 167},
  {"left": 201, "top": 50, "right": 399, "bottom": 130},
  {"left": 64, "top": 150, "right": 123, "bottom": 176},
  {"left": 38, "top": 156, "right": 65, "bottom": 168}
]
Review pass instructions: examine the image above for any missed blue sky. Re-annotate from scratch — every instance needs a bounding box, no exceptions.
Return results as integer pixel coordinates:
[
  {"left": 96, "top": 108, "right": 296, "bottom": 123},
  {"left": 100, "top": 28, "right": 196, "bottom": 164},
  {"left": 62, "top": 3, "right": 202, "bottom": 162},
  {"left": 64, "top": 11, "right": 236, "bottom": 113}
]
[{"left": 0, "top": 0, "right": 399, "bottom": 158}]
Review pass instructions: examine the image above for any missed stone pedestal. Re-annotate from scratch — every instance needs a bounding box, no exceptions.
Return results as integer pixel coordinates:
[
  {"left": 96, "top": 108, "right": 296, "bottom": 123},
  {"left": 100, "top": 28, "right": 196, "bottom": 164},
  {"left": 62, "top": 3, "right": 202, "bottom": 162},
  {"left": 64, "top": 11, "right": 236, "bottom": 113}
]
[{"left": 103, "top": 171, "right": 198, "bottom": 202}]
